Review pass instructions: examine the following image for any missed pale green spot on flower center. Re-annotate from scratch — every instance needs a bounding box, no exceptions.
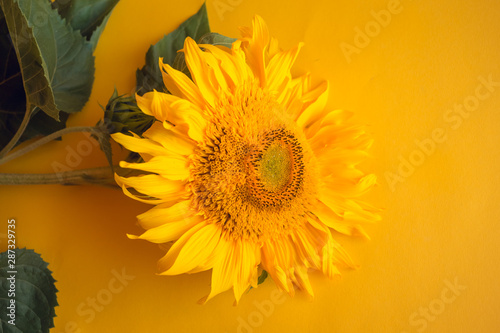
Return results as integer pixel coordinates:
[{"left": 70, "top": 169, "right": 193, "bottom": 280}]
[{"left": 258, "top": 142, "right": 292, "bottom": 192}]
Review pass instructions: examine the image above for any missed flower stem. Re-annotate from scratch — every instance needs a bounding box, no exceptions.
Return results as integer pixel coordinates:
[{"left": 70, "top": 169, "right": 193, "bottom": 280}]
[
  {"left": 0, "top": 126, "right": 98, "bottom": 166},
  {"left": 0, "top": 166, "right": 121, "bottom": 187}
]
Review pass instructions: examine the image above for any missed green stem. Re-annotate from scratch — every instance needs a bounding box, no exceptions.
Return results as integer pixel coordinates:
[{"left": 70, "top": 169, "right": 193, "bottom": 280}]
[
  {"left": 0, "top": 126, "right": 97, "bottom": 166},
  {"left": 0, "top": 104, "right": 33, "bottom": 158},
  {"left": 0, "top": 166, "right": 121, "bottom": 187}
]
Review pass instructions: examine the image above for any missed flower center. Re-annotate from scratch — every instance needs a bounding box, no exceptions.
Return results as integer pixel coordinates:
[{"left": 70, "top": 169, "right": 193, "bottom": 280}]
[
  {"left": 190, "top": 126, "right": 315, "bottom": 242},
  {"left": 258, "top": 141, "right": 291, "bottom": 191},
  {"left": 245, "top": 128, "right": 305, "bottom": 209},
  {"left": 189, "top": 84, "right": 316, "bottom": 242}
]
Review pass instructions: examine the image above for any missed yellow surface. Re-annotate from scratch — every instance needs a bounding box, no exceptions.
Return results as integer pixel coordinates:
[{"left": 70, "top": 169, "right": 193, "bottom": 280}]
[{"left": 1, "top": 0, "right": 500, "bottom": 332}]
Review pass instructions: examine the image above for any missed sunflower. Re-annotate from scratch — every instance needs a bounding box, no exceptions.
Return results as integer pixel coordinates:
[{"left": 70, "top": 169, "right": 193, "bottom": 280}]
[{"left": 113, "top": 16, "right": 380, "bottom": 303}]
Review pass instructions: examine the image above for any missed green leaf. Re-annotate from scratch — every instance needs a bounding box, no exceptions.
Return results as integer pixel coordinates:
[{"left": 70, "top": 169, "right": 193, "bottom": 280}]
[
  {"left": 0, "top": 298, "right": 41, "bottom": 332},
  {"left": 19, "top": 111, "right": 69, "bottom": 143},
  {"left": 0, "top": 249, "right": 58, "bottom": 333},
  {"left": 0, "top": 0, "right": 97, "bottom": 149},
  {"left": 52, "top": 0, "right": 120, "bottom": 51},
  {"left": 257, "top": 270, "right": 268, "bottom": 285},
  {"left": 247, "top": 270, "right": 269, "bottom": 294},
  {"left": 136, "top": 2, "right": 210, "bottom": 95},
  {"left": 0, "top": 15, "right": 26, "bottom": 149},
  {"left": 88, "top": 7, "right": 114, "bottom": 51},
  {"left": 15, "top": 0, "right": 95, "bottom": 113},
  {"left": 0, "top": 2, "right": 58, "bottom": 119},
  {"left": 198, "top": 32, "right": 236, "bottom": 47},
  {"left": 1, "top": 0, "right": 95, "bottom": 114}
]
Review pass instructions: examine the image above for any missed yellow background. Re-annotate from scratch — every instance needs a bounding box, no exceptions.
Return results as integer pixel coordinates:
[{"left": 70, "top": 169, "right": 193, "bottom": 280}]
[{"left": 1, "top": 0, "right": 500, "bottom": 332}]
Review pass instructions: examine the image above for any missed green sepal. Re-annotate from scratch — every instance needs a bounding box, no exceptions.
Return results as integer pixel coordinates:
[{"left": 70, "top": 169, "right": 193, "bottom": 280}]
[
  {"left": 101, "top": 88, "right": 155, "bottom": 136},
  {"left": 257, "top": 270, "right": 268, "bottom": 285},
  {"left": 96, "top": 88, "right": 156, "bottom": 169}
]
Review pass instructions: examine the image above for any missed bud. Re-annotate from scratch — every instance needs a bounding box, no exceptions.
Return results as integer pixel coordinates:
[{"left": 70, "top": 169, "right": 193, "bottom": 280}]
[{"left": 100, "top": 89, "right": 155, "bottom": 136}]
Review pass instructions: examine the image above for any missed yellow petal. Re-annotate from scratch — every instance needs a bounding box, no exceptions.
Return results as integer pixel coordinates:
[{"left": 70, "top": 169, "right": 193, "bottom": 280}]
[
  {"left": 321, "top": 191, "right": 377, "bottom": 222},
  {"left": 204, "top": 237, "right": 260, "bottom": 303},
  {"left": 160, "top": 60, "right": 206, "bottom": 109},
  {"left": 119, "top": 155, "right": 190, "bottom": 180},
  {"left": 240, "top": 15, "right": 269, "bottom": 86},
  {"left": 202, "top": 51, "right": 229, "bottom": 92},
  {"left": 266, "top": 42, "right": 303, "bottom": 94},
  {"left": 115, "top": 179, "right": 166, "bottom": 205},
  {"left": 290, "top": 224, "right": 325, "bottom": 269},
  {"left": 158, "top": 222, "right": 221, "bottom": 275},
  {"left": 204, "top": 236, "right": 234, "bottom": 302},
  {"left": 115, "top": 174, "right": 186, "bottom": 200},
  {"left": 317, "top": 148, "right": 369, "bottom": 168},
  {"left": 186, "top": 232, "right": 231, "bottom": 274},
  {"left": 343, "top": 200, "right": 382, "bottom": 223},
  {"left": 320, "top": 109, "right": 354, "bottom": 126},
  {"left": 183, "top": 37, "right": 218, "bottom": 107},
  {"left": 296, "top": 81, "right": 329, "bottom": 129},
  {"left": 233, "top": 240, "right": 260, "bottom": 303},
  {"left": 135, "top": 88, "right": 207, "bottom": 143},
  {"left": 310, "top": 200, "right": 358, "bottom": 236},
  {"left": 267, "top": 37, "right": 280, "bottom": 59},
  {"left": 231, "top": 40, "right": 254, "bottom": 82},
  {"left": 201, "top": 45, "right": 238, "bottom": 87},
  {"left": 293, "top": 266, "right": 314, "bottom": 298},
  {"left": 324, "top": 231, "right": 357, "bottom": 269},
  {"left": 261, "top": 238, "right": 294, "bottom": 294},
  {"left": 143, "top": 122, "right": 195, "bottom": 155},
  {"left": 129, "top": 215, "right": 203, "bottom": 244},
  {"left": 238, "top": 25, "right": 252, "bottom": 38},
  {"left": 323, "top": 166, "right": 364, "bottom": 181},
  {"left": 136, "top": 90, "right": 178, "bottom": 122},
  {"left": 170, "top": 100, "right": 207, "bottom": 142},
  {"left": 202, "top": 44, "right": 251, "bottom": 87},
  {"left": 323, "top": 174, "right": 378, "bottom": 198},
  {"left": 309, "top": 124, "right": 370, "bottom": 154},
  {"left": 137, "top": 200, "right": 193, "bottom": 229},
  {"left": 304, "top": 109, "right": 354, "bottom": 139},
  {"left": 279, "top": 71, "right": 308, "bottom": 109},
  {"left": 160, "top": 62, "right": 184, "bottom": 97},
  {"left": 111, "top": 132, "right": 167, "bottom": 157}
]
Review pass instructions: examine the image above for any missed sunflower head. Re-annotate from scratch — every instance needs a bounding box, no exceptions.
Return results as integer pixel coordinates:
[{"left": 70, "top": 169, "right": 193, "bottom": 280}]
[{"left": 113, "top": 16, "right": 380, "bottom": 303}]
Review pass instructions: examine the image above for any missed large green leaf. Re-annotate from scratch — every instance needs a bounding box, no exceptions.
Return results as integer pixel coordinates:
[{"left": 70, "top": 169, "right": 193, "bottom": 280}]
[
  {"left": 1, "top": 0, "right": 95, "bottom": 114},
  {"left": 15, "top": 0, "right": 95, "bottom": 113},
  {"left": 0, "top": 1, "right": 58, "bottom": 119},
  {"left": 52, "top": 0, "right": 120, "bottom": 50},
  {"left": 0, "top": 249, "right": 58, "bottom": 333},
  {"left": 0, "top": 0, "right": 102, "bottom": 149},
  {"left": 20, "top": 111, "right": 69, "bottom": 142},
  {"left": 0, "top": 10, "right": 28, "bottom": 149},
  {"left": 136, "top": 2, "right": 210, "bottom": 95}
]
